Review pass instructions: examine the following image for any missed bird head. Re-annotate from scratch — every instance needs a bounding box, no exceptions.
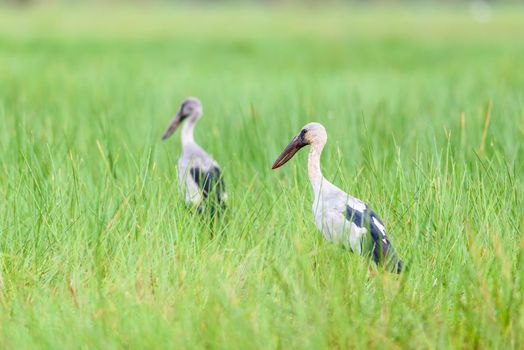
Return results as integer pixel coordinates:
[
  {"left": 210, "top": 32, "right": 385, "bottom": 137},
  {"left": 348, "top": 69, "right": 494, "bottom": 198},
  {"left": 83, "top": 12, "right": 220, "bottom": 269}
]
[
  {"left": 162, "top": 97, "right": 203, "bottom": 140},
  {"left": 272, "top": 122, "right": 327, "bottom": 169}
]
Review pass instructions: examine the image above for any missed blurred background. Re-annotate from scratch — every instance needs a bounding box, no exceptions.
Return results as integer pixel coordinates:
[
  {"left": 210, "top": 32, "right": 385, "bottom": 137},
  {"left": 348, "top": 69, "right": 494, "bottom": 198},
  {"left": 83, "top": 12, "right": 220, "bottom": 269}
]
[{"left": 1, "top": 0, "right": 523, "bottom": 348}]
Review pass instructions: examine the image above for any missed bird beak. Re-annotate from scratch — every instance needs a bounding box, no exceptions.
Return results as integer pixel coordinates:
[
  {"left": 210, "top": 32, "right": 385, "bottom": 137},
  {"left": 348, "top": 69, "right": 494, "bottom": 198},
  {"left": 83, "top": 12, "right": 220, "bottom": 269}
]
[
  {"left": 161, "top": 110, "right": 184, "bottom": 140},
  {"left": 272, "top": 134, "right": 306, "bottom": 169}
]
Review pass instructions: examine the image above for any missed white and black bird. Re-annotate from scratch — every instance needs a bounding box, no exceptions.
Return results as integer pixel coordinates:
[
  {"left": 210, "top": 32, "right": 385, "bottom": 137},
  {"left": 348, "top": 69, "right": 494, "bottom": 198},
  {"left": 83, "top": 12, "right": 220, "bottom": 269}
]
[
  {"left": 162, "top": 97, "right": 226, "bottom": 216},
  {"left": 272, "top": 122, "right": 402, "bottom": 273}
]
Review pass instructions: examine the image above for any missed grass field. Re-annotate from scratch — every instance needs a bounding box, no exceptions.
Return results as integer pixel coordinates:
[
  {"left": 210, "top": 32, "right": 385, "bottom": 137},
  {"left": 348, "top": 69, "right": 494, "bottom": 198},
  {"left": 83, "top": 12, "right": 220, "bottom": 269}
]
[{"left": 1, "top": 4, "right": 523, "bottom": 349}]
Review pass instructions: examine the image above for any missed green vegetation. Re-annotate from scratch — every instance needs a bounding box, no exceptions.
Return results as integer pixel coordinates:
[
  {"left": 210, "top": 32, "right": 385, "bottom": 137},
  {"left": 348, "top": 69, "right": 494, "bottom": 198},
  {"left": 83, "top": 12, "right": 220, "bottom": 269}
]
[{"left": 0, "top": 5, "right": 523, "bottom": 349}]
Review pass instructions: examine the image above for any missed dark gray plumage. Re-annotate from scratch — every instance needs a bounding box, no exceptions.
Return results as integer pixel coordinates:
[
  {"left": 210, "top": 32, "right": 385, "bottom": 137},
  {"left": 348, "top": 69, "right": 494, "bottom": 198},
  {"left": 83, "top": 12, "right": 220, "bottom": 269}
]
[
  {"left": 190, "top": 166, "right": 226, "bottom": 215},
  {"left": 346, "top": 206, "right": 402, "bottom": 273}
]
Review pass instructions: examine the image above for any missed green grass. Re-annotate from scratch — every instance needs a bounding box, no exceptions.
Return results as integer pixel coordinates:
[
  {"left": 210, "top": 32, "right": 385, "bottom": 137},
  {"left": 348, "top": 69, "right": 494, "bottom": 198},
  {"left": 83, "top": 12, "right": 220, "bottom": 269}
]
[{"left": 1, "top": 4, "right": 523, "bottom": 349}]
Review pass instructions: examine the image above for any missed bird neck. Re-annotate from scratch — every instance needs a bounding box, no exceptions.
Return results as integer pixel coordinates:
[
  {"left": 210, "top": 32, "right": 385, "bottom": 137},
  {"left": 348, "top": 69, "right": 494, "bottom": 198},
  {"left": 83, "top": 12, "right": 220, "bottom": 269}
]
[
  {"left": 308, "top": 142, "right": 325, "bottom": 195},
  {"left": 181, "top": 118, "right": 197, "bottom": 146}
]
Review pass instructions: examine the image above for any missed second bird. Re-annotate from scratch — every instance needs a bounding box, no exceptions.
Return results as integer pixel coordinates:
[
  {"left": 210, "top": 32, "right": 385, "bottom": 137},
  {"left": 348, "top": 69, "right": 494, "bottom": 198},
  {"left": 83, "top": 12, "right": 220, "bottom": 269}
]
[
  {"left": 272, "top": 122, "right": 402, "bottom": 273},
  {"left": 162, "top": 97, "right": 226, "bottom": 216}
]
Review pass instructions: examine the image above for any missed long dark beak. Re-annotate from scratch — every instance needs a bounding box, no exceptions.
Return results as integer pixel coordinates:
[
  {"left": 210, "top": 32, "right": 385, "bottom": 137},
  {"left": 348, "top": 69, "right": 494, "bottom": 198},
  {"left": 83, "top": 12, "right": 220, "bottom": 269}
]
[
  {"left": 161, "top": 110, "right": 184, "bottom": 140},
  {"left": 272, "top": 135, "right": 306, "bottom": 169}
]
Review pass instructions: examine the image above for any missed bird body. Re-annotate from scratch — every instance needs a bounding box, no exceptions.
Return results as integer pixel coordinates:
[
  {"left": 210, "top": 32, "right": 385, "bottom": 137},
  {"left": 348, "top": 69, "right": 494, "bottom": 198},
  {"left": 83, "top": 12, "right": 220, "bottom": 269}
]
[
  {"left": 272, "top": 122, "right": 402, "bottom": 273},
  {"left": 162, "top": 97, "right": 226, "bottom": 215}
]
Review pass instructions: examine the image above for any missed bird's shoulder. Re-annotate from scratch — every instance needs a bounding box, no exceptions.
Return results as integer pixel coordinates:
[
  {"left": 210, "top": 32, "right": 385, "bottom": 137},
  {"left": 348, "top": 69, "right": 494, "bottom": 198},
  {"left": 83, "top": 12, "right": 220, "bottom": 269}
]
[
  {"left": 323, "top": 184, "right": 366, "bottom": 212},
  {"left": 181, "top": 143, "right": 218, "bottom": 169}
]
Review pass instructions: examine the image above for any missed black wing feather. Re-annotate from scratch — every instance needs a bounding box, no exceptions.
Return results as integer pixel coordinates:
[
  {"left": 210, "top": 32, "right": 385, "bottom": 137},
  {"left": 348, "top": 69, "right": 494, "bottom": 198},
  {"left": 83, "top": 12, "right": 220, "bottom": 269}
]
[
  {"left": 190, "top": 166, "right": 226, "bottom": 214},
  {"left": 345, "top": 205, "right": 402, "bottom": 272}
]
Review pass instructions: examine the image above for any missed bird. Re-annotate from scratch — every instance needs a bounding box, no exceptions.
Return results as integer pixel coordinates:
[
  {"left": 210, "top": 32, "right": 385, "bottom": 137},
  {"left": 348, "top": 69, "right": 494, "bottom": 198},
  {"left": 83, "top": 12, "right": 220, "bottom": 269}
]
[
  {"left": 272, "top": 122, "right": 402, "bottom": 273},
  {"left": 162, "top": 97, "right": 226, "bottom": 216}
]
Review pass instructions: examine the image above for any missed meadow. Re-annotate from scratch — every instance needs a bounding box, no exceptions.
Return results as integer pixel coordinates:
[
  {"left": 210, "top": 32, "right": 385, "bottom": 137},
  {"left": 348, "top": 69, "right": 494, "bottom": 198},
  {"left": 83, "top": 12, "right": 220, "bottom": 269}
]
[{"left": 0, "top": 4, "right": 523, "bottom": 349}]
